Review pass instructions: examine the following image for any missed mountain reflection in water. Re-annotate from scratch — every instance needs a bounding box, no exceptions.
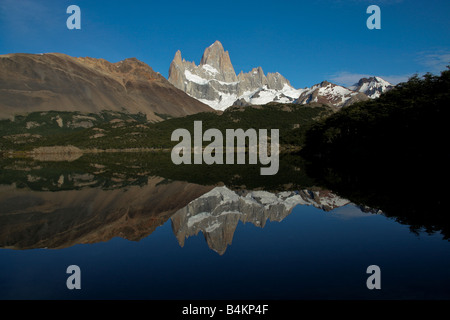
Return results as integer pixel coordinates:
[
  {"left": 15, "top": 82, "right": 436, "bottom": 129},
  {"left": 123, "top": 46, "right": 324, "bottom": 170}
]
[
  {"left": 0, "top": 176, "right": 360, "bottom": 253},
  {"left": 0, "top": 153, "right": 321, "bottom": 251},
  {"left": 0, "top": 152, "right": 446, "bottom": 254},
  {"left": 171, "top": 186, "right": 356, "bottom": 255},
  {"left": 0, "top": 178, "right": 213, "bottom": 250}
]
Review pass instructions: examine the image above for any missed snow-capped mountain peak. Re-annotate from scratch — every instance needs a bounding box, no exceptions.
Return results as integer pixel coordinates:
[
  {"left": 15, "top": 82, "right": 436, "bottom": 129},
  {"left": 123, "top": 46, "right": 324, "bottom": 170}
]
[
  {"left": 348, "top": 76, "right": 393, "bottom": 99},
  {"left": 168, "top": 41, "right": 302, "bottom": 110},
  {"left": 295, "top": 81, "right": 369, "bottom": 108}
]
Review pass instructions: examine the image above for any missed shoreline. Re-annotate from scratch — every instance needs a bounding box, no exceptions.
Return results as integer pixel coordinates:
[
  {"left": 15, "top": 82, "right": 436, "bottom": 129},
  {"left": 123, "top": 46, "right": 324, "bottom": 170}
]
[{"left": 1, "top": 145, "right": 301, "bottom": 159}]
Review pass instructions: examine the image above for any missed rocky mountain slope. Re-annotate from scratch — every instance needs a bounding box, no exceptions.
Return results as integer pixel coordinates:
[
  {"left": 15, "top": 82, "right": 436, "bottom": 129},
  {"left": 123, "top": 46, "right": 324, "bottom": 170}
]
[
  {"left": 0, "top": 49, "right": 394, "bottom": 119},
  {"left": 168, "top": 41, "right": 303, "bottom": 110},
  {"left": 0, "top": 53, "right": 212, "bottom": 120}
]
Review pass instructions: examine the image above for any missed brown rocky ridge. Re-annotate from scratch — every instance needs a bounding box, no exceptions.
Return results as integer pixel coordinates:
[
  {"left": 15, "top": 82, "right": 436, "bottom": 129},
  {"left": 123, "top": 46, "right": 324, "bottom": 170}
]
[{"left": 0, "top": 53, "right": 213, "bottom": 120}]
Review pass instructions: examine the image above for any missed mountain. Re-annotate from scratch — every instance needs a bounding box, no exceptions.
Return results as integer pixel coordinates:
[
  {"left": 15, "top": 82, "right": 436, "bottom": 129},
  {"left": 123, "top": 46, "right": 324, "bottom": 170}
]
[
  {"left": 168, "top": 41, "right": 394, "bottom": 110},
  {"left": 168, "top": 41, "right": 303, "bottom": 110},
  {"left": 171, "top": 186, "right": 351, "bottom": 255},
  {"left": 0, "top": 53, "right": 212, "bottom": 120},
  {"left": 348, "top": 76, "right": 393, "bottom": 99},
  {"left": 295, "top": 81, "right": 370, "bottom": 108}
]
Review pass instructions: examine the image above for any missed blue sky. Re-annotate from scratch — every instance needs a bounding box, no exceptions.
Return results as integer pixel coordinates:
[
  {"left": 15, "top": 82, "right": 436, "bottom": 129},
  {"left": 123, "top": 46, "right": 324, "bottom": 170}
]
[{"left": 0, "top": 0, "right": 449, "bottom": 88}]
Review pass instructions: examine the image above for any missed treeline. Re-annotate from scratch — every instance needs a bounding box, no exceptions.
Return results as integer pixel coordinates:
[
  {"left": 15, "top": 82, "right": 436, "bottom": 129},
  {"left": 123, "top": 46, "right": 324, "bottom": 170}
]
[{"left": 0, "top": 103, "right": 333, "bottom": 151}]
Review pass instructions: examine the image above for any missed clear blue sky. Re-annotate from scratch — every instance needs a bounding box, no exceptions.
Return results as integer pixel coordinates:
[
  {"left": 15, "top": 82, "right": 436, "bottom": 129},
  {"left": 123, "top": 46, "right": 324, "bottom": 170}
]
[{"left": 0, "top": 0, "right": 449, "bottom": 88}]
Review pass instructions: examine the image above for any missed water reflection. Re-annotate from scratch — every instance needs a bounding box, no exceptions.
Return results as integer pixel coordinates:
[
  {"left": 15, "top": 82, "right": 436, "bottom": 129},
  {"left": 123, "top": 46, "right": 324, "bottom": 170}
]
[
  {"left": 0, "top": 151, "right": 446, "bottom": 255},
  {"left": 171, "top": 186, "right": 353, "bottom": 255},
  {"left": 0, "top": 178, "right": 213, "bottom": 250},
  {"left": 1, "top": 153, "right": 449, "bottom": 300},
  {"left": 0, "top": 153, "right": 356, "bottom": 252},
  {"left": 0, "top": 175, "right": 358, "bottom": 253}
]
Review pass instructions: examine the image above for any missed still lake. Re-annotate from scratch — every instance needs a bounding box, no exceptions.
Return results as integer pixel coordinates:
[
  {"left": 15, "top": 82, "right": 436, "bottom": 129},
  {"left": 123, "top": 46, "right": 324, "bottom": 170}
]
[{"left": 0, "top": 153, "right": 449, "bottom": 300}]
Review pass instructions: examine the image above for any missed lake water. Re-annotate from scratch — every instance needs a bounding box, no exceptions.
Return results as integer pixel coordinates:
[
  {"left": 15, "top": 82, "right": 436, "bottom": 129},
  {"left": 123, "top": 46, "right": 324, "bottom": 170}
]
[{"left": 0, "top": 154, "right": 449, "bottom": 300}]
